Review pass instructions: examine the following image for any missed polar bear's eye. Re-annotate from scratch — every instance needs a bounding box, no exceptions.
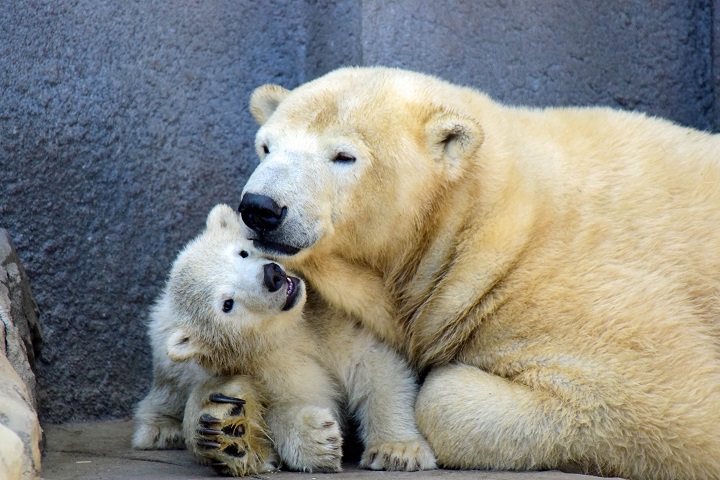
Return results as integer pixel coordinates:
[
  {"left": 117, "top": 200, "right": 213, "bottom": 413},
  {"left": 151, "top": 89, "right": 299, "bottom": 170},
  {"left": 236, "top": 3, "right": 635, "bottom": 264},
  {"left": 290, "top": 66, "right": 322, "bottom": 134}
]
[
  {"left": 262, "top": 144, "right": 269, "bottom": 155},
  {"left": 333, "top": 152, "right": 356, "bottom": 163},
  {"left": 239, "top": 250, "right": 249, "bottom": 258},
  {"left": 222, "top": 299, "right": 234, "bottom": 313}
]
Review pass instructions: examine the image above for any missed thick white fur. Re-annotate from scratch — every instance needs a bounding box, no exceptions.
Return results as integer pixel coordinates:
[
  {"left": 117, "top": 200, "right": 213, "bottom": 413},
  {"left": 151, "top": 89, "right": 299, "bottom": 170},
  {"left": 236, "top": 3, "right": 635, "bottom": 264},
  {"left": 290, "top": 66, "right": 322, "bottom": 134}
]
[
  {"left": 243, "top": 67, "right": 720, "bottom": 479},
  {"left": 133, "top": 204, "right": 435, "bottom": 474}
]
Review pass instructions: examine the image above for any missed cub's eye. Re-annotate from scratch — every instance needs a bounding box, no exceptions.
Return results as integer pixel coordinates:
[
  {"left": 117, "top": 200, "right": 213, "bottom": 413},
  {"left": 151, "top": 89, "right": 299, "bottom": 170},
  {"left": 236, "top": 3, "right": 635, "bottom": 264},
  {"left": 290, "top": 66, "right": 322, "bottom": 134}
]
[
  {"left": 262, "top": 144, "right": 269, "bottom": 155},
  {"left": 239, "top": 250, "right": 249, "bottom": 258},
  {"left": 333, "top": 152, "right": 356, "bottom": 163},
  {"left": 222, "top": 299, "right": 234, "bottom": 313}
]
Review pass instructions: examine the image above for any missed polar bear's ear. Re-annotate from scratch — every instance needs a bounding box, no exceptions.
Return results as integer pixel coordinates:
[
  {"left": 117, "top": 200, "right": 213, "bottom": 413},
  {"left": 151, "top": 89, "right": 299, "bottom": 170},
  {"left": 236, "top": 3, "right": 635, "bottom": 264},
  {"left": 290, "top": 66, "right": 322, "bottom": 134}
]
[
  {"left": 426, "top": 111, "right": 484, "bottom": 180},
  {"left": 250, "top": 84, "right": 290, "bottom": 125},
  {"left": 166, "top": 327, "right": 198, "bottom": 362},
  {"left": 206, "top": 204, "right": 239, "bottom": 230}
]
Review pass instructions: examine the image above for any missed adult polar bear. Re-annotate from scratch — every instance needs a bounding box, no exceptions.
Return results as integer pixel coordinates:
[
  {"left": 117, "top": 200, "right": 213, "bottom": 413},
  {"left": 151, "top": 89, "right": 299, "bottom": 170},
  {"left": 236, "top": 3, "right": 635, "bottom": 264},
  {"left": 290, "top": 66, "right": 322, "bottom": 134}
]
[{"left": 238, "top": 67, "right": 720, "bottom": 479}]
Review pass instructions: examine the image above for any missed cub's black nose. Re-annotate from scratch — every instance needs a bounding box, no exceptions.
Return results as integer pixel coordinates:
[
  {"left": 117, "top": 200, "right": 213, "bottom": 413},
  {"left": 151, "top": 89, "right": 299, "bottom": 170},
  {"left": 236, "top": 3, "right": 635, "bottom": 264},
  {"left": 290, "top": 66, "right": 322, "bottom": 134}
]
[
  {"left": 239, "top": 193, "right": 286, "bottom": 233},
  {"left": 263, "top": 263, "right": 286, "bottom": 293}
]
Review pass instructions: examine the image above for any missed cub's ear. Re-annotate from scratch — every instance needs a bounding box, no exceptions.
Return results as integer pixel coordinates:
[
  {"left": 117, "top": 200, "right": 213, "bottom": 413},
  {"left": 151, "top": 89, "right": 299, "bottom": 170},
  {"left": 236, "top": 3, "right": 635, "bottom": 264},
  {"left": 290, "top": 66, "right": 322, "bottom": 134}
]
[
  {"left": 206, "top": 204, "right": 239, "bottom": 230},
  {"left": 250, "top": 84, "right": 290, "bottom": 125},
  {"left": 166, "top": 327, "right": 198, "bottom": 362},
  {"left": 426, "top": 110, "right": 484, "bottom": 180}
]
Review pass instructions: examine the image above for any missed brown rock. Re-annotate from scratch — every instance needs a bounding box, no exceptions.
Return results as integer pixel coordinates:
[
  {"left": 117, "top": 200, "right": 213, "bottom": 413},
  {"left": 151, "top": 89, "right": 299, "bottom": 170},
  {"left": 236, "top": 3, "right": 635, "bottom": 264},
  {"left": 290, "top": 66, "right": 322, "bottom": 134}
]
[{"left": 0, "top": 229, "right": 43, "bottom": 479}]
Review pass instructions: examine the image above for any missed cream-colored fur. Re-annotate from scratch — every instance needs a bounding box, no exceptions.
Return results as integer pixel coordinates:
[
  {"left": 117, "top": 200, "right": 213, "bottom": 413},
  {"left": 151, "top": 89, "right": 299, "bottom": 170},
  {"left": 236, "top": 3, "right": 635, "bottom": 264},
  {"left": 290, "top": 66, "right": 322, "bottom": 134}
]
[
  {"left": 133, "top": 204, "right": 435, "bottom": 475},
  {"left": 240, "top": 67, "right": 720, "bottom": 480}
]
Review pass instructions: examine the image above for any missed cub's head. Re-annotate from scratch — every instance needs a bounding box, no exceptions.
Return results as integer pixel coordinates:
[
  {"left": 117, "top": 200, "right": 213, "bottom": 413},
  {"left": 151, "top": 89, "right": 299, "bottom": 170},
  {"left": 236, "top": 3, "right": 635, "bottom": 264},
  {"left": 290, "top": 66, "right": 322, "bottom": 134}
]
[
  {"left": 160, "top": 204, "right": 305, "bottom": 374},
  {"left": 239, "top": 67, "right": 483, "bottom": 263}
]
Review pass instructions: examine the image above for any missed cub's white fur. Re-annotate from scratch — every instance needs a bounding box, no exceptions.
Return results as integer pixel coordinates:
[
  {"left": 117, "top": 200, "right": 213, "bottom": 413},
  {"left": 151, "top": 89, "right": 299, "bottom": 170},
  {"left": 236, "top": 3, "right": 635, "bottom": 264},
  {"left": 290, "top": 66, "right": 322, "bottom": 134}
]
[{"left": 133, "top": 204, "right": 435, "bottom": 475}]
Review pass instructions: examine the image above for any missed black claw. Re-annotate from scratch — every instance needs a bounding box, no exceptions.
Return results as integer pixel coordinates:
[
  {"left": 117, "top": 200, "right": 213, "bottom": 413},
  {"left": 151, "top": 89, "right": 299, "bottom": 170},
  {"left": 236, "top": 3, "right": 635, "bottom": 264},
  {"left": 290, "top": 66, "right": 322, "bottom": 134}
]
[
  {"left": 209, "top": 393, "right": 246, "bottom": 406},
  {"left": 222, "top": 444, "right": 247, "bottom": 458},
  {"left": 198, "top": 426, "right": 223, "bottom": 437},
  {"left": 197, "top": 439, "right": 222, "bottom": 449},
  {"left": 199, "top": 413, "right": 221, "bottom": 426}
]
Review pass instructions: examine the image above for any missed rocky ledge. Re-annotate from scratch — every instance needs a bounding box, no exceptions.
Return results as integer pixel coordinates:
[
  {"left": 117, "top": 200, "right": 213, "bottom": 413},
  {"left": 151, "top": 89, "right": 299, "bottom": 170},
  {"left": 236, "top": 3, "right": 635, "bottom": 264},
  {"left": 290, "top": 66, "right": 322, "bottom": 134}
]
[{"left": 0, "top": 229, "right": 43, "bottom": 480}]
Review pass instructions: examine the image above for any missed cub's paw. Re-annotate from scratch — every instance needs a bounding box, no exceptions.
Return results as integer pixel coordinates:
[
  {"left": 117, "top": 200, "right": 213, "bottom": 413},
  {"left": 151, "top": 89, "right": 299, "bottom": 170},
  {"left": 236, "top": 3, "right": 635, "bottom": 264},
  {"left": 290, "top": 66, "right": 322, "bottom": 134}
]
[
  {"left": 132, "top": 417, "right": 184, "bottom": 450},
  {"left": 361, "top": 438, "right": 437, "bottom": 471},
  {"left": 191, "top": 393, "right": 277, "bottom": 476},
  {"left": 277, "top": 406, "right": 343, "bottom": 472}
]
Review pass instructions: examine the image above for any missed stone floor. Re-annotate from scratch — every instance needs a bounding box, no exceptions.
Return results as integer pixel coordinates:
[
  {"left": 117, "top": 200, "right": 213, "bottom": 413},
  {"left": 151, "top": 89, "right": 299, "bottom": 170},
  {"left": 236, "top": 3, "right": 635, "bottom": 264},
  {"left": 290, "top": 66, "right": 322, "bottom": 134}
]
[{"left": 41, "top": 420, "right": 621, "bottom": 480}]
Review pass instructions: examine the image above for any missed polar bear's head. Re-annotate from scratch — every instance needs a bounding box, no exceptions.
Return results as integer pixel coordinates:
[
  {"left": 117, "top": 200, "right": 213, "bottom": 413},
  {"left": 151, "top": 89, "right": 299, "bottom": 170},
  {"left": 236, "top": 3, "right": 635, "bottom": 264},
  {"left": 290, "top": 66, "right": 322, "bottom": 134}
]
[
  {"left": 239, "top": 67, "right": 483, "bottom": 262},
  {"left": 159, "top": 204, "right": 305, "bottom": 373}
]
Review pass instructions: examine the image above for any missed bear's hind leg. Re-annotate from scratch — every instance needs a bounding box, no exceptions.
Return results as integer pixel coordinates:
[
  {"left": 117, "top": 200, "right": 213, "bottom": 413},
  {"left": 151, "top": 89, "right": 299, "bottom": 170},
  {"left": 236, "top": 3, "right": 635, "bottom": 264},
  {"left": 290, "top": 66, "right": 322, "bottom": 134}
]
[
  {"left": 133, "top": 341, "right": 207, "bottom": 450},
  {"left": 133, "top": 366, "right": 198, "bottom": 450},
  {"left": 184, "top": 375, "right": 277, "bottom": 476},
  {"left": 133, "top": 390, "right": 184, "bottom": 450}
]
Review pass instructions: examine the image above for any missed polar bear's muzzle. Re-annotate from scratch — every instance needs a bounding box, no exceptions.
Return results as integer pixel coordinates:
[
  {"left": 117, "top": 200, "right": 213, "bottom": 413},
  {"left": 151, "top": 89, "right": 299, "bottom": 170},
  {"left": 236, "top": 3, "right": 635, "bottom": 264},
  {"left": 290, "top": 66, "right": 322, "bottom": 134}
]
[
  {"left": 240, "top": 193, "right": 287, "bottom": 233},
  {"left": 262, "top": 261, "right": 303, "bottom": 311},
  {"left": 239, "top": 193, "right": 300, "bottom": 255},
  {"left": 240, "top": 157, "right": 326, "bottom": 256},
  {"left": 239, "top": 190, "right": 321, "bottom": 256}
]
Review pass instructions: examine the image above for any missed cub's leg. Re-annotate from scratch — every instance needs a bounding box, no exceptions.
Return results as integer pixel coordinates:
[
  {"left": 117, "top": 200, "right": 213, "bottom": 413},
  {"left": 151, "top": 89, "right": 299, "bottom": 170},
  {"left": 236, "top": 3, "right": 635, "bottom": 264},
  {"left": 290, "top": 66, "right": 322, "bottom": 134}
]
[
  {"left": 265, "top": 403, "right": 343, "bottom": 473},
  {"left": 184, "top": 375, "right": 277, "bottom": 476},
  {"left": 349, "top": 341, "right": 436, "bottom": 471},
  {"left": 133, "top": 357, "right": 205, "bottom": 449},
  {"left": 261, "top": 347, "right": 344, "bottom": 473},
  {"left": 322, "top": 320, "right": 436, "bottom": 471},
  {"left": 353, "top": 351, "right": 437, "bottom": 471}
]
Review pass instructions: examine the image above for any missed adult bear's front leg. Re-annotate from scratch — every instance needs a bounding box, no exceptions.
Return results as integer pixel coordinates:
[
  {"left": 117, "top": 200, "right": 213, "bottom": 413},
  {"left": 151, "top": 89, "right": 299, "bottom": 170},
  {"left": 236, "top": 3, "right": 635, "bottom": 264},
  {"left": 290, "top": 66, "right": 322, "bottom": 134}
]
[
  {"left": 415, "top": 363, "right": 604, "bottom": 475},
  {"left": 183, "top": 375, "right": 277, "bottom": 476}
]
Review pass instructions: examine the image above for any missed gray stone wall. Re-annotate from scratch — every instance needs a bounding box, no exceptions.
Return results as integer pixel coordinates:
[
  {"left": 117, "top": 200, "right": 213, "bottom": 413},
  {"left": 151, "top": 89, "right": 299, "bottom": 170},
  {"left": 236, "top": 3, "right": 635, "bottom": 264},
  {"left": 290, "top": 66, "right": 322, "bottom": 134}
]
[{"left": 0, "top": 0, "right": 717, "bottom": 424}]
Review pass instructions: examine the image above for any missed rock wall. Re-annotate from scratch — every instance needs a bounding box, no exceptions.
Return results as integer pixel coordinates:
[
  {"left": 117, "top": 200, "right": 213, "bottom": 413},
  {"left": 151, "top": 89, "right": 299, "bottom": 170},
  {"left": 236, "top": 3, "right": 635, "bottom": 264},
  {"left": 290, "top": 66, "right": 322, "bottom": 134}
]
[{"left": 0, "top": 0, "right": 717, "bottom": 423}]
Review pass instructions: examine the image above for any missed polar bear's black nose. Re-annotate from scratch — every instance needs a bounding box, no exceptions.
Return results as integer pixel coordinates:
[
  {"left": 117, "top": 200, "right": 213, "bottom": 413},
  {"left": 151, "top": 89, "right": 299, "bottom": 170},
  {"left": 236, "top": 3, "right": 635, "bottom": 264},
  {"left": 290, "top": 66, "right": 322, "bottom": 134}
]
[
  {"left": 263, "top": 263, "right": 286, "bottom": 293},
  {"left": 239, "top": 193, "right": 286, "bottom": 233}
]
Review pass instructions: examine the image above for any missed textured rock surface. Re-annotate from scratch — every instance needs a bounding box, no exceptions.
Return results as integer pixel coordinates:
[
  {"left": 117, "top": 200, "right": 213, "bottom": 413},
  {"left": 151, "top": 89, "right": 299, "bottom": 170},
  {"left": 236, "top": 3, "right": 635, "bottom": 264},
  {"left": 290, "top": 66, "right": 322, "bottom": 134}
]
[
  {"left": 0, "top": 231, "right": 42, "bottom": 405},
  {"left": 0, "top": 230, "right": 43, "bottom": 479},
  {"left": 0, "top": 0, "right": 718, "bottom": 424},
  {"left": 0, "top": 358, "right": 42, "bottom": 480}
]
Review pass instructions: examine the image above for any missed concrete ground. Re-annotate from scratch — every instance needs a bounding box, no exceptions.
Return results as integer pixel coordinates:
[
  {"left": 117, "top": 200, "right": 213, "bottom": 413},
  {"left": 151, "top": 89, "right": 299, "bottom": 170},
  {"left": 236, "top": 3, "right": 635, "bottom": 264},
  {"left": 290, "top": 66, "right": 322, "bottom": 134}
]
[{"left": 41, "top": 420, "right": 621, "bottom": 480}]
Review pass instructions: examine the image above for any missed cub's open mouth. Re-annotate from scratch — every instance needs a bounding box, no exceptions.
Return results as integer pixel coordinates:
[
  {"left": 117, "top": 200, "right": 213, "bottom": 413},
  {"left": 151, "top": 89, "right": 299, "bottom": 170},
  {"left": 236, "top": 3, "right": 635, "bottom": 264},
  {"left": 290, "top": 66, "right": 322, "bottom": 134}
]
[
  {"left": 252, "top": 238, "right": 301, "bottom": 256},
  {"left": 282, "top": 276, "right": 302, "bottom": 311}
]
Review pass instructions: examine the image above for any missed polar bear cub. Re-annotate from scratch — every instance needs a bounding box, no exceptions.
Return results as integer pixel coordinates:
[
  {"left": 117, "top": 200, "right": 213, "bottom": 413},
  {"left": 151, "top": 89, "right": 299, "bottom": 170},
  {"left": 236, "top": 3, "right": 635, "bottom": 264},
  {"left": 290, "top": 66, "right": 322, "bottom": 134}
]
[{"left": 133, "top": 204, "right": 435, "bottom": 476}]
